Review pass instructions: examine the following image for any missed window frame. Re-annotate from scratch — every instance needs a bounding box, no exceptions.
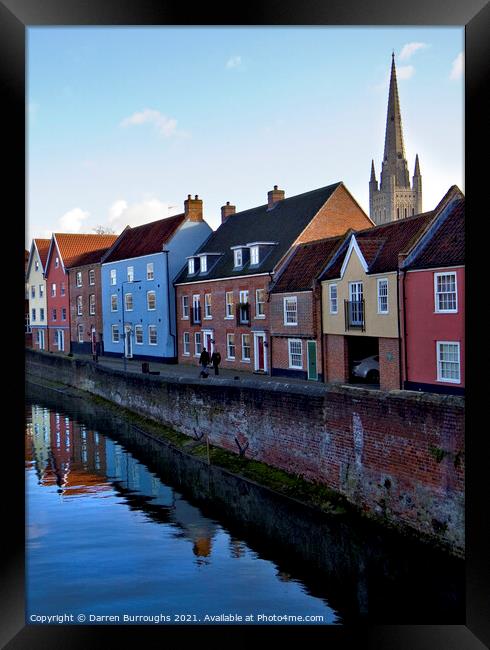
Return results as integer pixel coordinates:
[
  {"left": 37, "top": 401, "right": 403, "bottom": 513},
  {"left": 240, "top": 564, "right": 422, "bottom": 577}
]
[
  {"left": 111, "top": 324, "right": 120, "bottom": 343},
  {"left": 436, "top": 341, "right": 461, "bottom": 384},
  {"left": 194, "top": 331, "right": 202, "bottom": 357},
  {"left": 89, "top": 269, "right": 95, "bottom": 286},
  {"left": 147, "top": 290, "right": 156, "bottom": 311},
  {"left": 51, "top": 283, "right": 56, "bottom": 297},
  {"left": 188, "top": 258, "right": 195, "bottom": 275},
  {"left": 148, "top": 325, "right": 158, "bottom": 346},
  {"left": 183, "top": 332, "right": 190, "bottom": 356},
  {"left": 111, "top": 294, "right": 118, "bottom": 312},
  {"left": 76, "top": 271, "right": 83, "bottom": 287},
  {"left": 147, "top": 262, "right": 154, "bottom": 280},
  {"left": 77, "top": 324, "right": 84, "bottom": 343},
  {"left": 329, "top": 284, "right": 338, "bottom": 315},
  {"left": 135, "top": 325, "right": 143, "bottom": 345},
  {"left": 226, "top": 333, "right": 236, "bottom": 360},
  {"left": 241, "top": 333, "right": 251, "bottom": 362},
  {"left": 250, "top": 245, "right": 259, "bottom": 265},
  {"left": 377, "top": 278, "right": 389, "bottom": 314},
  {"left": 77, "top": 295, "right": 83, "bottom": 316},
  {"left": 255, "top": 288, "right": 265, "bottom": 318},
  {"left": 204, "top": 293, "right": 212, "bottom": 319},
  {"left": 89, "top": 294, "right": 96, "bottom": 315},
  {"left": 283, "top": 296, "right": 298, "bottom": 326},
  {"left": 200, "top": 256, "right": 207, "bottom": 273},
  {"left": 288, "top": 338, "right": 303, "bottom": 369},
  {"left": 182, "top": 295, "right": 189, "bottom": 319},
  {"left": 127, "top": 266, "right": 134, "bottom": 282},
  {"left": 434, "top": 272, "right": 458, "bottom": 314},
  {"left": 124, "top": 292, "right": 133, "bottom": 312},
  {"left": 234, "top": 248, "right": 243, "bottom": 268},
  {"left": 110, "top": 269, "right": 117, "bottom": 286},
  {"left": 225, "top": 291, "right": 234, "bottom": 319}
]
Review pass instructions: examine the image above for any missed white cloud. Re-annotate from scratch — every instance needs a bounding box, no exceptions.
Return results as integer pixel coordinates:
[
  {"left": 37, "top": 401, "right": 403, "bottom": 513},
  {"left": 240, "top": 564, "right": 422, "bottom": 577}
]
[
  {"left": 106, "top": 198, "right": 173, "bottom": 232},
  {"left": 226, "top": 56, "right": 242, "bottom": 69},
  {"left": 397, "top": 65, "right": 415, "bottom": 80},
  {"left": 399, "top": 42, "right": 429, "bottom": 61},
  {"left": 120, "top": 109, "right": 179, "bottom": 137},
  {"left": 450, "top": 52, "right": 464, "bottom": 80},
  {"left": 59, "top": 207, "right": 90, "bottom": 233}
]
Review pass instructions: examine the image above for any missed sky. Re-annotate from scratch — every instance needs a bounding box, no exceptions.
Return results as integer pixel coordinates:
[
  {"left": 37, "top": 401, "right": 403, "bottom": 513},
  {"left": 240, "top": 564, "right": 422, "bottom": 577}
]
[{"left": 27, "top": 27, "right": 464, "bottom": 248}]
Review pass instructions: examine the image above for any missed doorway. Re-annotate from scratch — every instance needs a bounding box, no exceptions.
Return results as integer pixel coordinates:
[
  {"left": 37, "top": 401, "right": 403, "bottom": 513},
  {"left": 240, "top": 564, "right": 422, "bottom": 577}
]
[
  {"left": 202, "top": 330, "right": 214, "bottom": 355},
  {"left": 254, "top": 333, "right": 267, "bottom": 372},
  {"left": 307, "top": 340, "right": 318, "bottom": 380},
  {"left": 124, "top": 325, "right": 133, "bottom": 358}
]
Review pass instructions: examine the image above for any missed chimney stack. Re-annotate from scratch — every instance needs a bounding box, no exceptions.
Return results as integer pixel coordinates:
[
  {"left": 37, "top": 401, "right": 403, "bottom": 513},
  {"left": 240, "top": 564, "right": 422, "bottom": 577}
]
[
  {"left": 184, "top": 194, "right": 203, "bottom": 221},
  {"left": 221, "top": 201, "right": 236, "bottom": 223},
  {"left": 267, "top": 185, "right": 285, "bottom": 209}
]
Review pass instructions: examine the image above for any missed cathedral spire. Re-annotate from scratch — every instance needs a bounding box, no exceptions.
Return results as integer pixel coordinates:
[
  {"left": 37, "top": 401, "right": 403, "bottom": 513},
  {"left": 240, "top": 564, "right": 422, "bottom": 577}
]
[
  {"left": 382, "top": 53, "right": 407, "bottom": 181},
  {"left": 370, "top": 159, "right": 376, "bottom": 182},
  {"left": 414, "top": 153, "right": 421, "bottom": 176}
]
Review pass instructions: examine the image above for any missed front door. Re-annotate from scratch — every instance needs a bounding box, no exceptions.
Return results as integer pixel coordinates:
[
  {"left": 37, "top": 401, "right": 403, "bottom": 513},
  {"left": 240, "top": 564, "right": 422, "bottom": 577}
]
[
  {"left": 56, "top": 329, "right": 64, "bottom": 351},
  {"left": 307, "top": 340, "right": 318, "bottom": 380},
  {"left": 254, "top": 333, "right": 266, "bottom": 372},
  {"left": 202, "top": 331, "right": 214, "bottom": 355},
  {"left": 124, "top": 325, "right": 133, "bottom": 358}
]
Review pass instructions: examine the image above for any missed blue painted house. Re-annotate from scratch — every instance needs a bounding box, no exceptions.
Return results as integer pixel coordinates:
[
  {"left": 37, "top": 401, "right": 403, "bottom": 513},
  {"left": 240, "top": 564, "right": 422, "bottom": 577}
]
[{"left": 101, "top": 195, "right": 212, "bottom": 362}]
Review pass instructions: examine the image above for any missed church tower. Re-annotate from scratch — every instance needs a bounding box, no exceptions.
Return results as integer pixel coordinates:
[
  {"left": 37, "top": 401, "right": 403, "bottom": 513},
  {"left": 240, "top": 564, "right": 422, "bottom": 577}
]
[{"left": 369, "top": 53, "right": 422, "bottom": 224}]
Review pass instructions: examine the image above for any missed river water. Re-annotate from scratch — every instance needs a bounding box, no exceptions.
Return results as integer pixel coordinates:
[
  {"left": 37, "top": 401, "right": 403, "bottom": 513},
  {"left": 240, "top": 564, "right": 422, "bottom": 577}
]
[{"left": 25, "top": 383, "right": 464, "bottom": 625}]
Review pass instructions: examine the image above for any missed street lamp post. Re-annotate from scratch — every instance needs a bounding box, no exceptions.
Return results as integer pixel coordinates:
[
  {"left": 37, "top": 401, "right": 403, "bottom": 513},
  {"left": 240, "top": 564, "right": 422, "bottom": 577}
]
[{"left": 121, "top": 279, "right": 141, "bottom": 373}]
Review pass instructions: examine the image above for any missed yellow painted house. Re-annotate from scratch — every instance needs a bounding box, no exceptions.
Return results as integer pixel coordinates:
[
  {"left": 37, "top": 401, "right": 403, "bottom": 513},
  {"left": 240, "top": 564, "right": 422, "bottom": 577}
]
[
  {"left": 320, "top": 211, "right": 436, "bottom": 390},
  {"left": 26, "top": 238, "right": 51, "bottom": 350}
]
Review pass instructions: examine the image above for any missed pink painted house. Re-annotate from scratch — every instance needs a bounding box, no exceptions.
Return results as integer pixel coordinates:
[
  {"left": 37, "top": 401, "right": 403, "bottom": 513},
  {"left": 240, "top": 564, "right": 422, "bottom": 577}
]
[{"left": 400, "top": 187, "right": 464, "bottom": 395}]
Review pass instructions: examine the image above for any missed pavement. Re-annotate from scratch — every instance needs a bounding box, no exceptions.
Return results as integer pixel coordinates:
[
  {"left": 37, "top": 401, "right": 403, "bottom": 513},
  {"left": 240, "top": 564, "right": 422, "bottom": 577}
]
[{"left": 65, "top": 352, "right": 380, "bottom": 391}]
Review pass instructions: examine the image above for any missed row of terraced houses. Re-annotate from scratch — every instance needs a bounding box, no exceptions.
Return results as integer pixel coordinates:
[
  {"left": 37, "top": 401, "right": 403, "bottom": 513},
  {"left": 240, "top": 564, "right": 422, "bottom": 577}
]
[{"left": 26, "top": 182, "right": 465, "bottom": 395}]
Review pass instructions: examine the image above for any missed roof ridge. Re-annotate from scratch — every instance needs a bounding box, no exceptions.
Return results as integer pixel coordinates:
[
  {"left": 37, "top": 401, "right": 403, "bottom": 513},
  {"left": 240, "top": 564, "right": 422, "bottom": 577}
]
[{"left": 123, "top": 211, "right": 185, "bottom": 232}]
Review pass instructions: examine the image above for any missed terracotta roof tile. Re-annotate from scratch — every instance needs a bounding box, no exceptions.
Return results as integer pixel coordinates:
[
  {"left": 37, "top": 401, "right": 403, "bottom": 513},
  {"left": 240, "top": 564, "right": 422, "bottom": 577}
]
[
  {"left": 54, "top": 234, "right": 119, "bottom": 268},
  {"left": 103, "top": 213, "right": 186, "bottom": 263},
  {"left": 271, "top": 235, "right": 345, "bottom": 293},
  {"left": 34, "top": 238, "right": 51, "bottom": 269},
  {"left": 403, "top": 198, "right": 464, "bottom": 270}
]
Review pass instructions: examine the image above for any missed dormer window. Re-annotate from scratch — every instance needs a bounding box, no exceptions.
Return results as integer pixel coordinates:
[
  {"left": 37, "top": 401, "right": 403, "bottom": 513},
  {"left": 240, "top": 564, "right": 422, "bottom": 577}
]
[
  {"left": 250, "top": 245, "right": 259, "bottom": 265},
  {"left": 188, "top": 258, "right": 195, "bottom": 274},
  {"left": 234, "top": 249, "right": 243, "bottom": 268},
  {"left": 200, "top": 256, "right": 207, "bottom": 273}
]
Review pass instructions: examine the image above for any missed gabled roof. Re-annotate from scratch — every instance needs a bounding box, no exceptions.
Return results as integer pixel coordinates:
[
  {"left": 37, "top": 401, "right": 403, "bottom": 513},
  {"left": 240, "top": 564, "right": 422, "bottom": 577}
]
[
  {"left": 401, "top": 196, "right": 464, "bottom": 270},
  {"left": 271, "top": 234, "right": 346, "bottom": 293},
  {"left": 46, "top": 233, "right": 119, "bottom": 273},
  {"left": 67, "top": 246, "right": 117, "bottom": 268},
  {"left": 26, "top": 238, "right": 51, "bottom": 279},
  {"left": 175, "top": 183, "right": 344, "bottom": 284},
  {"left": 321, "top": 210, "right": 436, "bottom": 280},
  {"left": 102, "top": 213, "right": 186, "bottom": 263}
]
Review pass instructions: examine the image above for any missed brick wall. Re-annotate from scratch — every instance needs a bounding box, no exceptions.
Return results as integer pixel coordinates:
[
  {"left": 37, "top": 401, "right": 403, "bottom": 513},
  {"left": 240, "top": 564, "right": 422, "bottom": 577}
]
[
  {"left": 26, "top": 348, "right": 465, "bottom": 554},
  {"left": 69, "top": 263, "right": 104, "bottom": 351},
  {"left": 176, "top": 275, "right": 270, "bottom": 372},
  {"left": 295, "top": 184, "right": 373, "bottom": 244},
  {"left": 325, "top": 334, "right": 349, "bottom": 383},
  {"left": 379, "top": 337, "right": 401, "bottom": 391}
]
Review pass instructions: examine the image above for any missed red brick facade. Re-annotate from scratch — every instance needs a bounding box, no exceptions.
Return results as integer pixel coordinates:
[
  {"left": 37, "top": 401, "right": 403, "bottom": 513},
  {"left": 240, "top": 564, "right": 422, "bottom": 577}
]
[
  {"left": 378, "top": 337, "right": 401, "bottom": 391},
  {"left": 176, "top": 275, "right": 271, "bottom": 372},
  {"left": 270, "top": 287, "right": 324, "bottom": 380},
  {"left": 69, "top": 263, "right": 104, "bottom": 353},
  {"left": 295, "top": 184, "right": 372, "bottom": 243},
  {"left": 45, "top": 244, "right": 71, "bottom": 353},
  {"left": 324, "top": 334, "right": 349, "bottom": 383}
]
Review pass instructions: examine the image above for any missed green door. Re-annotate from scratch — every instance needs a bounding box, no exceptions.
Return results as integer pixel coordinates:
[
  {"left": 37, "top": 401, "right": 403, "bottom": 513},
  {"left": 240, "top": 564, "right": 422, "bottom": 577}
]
[{"left": 307, "top": 341, "right": 318, "bottom": 380}]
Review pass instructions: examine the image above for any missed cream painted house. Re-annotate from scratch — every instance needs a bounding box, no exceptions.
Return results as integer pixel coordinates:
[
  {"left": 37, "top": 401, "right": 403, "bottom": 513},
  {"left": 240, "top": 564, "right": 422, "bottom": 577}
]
[
  {"left": 320, "top": 211, "right": 436, "bottom": 390},
  {"left": 26, "top": 238, "right": 51, "bottom": 349}
]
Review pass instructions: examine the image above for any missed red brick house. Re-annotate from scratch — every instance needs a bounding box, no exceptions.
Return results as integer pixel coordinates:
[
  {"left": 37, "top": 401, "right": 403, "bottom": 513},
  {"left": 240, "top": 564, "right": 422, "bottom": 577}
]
[
  {"left": 399, "top": 188, "right": 464, "bottom": 394},
  {"left": 44, "top": 233, "right": 118, "bottom": 353},
  {"left": 269, "top": 234, "right": 348, "bottom": 381},
  {"left": 68, "top": 241, "right": 118, "bottom": 355},
  {"left": 174, "top": 182, "right": 373, "bottom": 374}
]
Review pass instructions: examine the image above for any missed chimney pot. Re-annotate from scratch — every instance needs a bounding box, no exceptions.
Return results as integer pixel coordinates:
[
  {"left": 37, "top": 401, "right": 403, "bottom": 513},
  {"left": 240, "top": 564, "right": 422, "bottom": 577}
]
[
  {"left": 221, "top": 201, "right": 236, "bottom": 223},
  {"left": 268, "top": 185, "right": 285, "bottom": 209},
  {"left": 184, "top": 194, "right": 204, "bottom": 222}
]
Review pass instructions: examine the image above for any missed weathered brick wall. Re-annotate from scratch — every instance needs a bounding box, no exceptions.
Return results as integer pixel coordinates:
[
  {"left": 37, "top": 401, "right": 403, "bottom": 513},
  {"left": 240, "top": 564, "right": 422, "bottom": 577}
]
[
  {"left": 26, "top": 348, "right": 465, "bottom": 554},
  {"left": 325, "top": 334, "right": 349, "bottom": 383},
  {"left": 295, "top": 184, "right": 373, "bottom": 243},
  {"left": 69, "top": 263, "right": 104, "bottom": 348},
  {"left": 379, "top": 337, "right": 401, "bottom": 391}
]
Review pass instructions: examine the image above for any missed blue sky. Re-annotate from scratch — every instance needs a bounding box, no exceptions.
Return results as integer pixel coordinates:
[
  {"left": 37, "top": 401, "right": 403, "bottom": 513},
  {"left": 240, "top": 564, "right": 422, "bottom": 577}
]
[{"left": 27, "top": 27, "right": 464, "bottom": 247}]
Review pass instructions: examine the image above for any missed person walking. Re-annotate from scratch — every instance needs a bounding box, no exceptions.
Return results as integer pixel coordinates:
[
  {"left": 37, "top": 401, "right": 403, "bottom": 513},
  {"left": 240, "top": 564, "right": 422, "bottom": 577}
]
[
  {"left": 211, "top": 349, "right": 221, "bottom": 376},
  {"left": 199, "top": 347, "right": 210, "bottom": 378}
]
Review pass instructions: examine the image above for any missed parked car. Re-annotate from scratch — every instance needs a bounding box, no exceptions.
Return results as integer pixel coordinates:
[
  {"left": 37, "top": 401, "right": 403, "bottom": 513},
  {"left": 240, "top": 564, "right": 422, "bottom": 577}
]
[{"left": 351, "top": 355, "right": 379, "bottom": 383}]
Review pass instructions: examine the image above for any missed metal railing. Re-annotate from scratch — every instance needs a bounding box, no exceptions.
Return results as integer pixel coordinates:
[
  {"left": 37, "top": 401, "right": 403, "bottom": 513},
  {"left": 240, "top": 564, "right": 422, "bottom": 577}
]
[
  {"left": 344, "top": 299, "right": 365, "bottom": 331},
  {"left": 236, "top": 302, "right": 251, "bottom": 326}
]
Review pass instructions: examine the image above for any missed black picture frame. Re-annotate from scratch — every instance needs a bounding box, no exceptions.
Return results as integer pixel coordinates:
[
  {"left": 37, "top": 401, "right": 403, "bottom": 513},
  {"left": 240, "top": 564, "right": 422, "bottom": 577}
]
[{"left": 5, "top": 1, "right": 489, "bottom": 647}]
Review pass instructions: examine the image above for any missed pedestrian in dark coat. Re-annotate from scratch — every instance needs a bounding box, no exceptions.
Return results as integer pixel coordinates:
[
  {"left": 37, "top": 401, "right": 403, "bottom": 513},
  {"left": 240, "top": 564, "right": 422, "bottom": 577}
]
[
  {"left": 199, "top": 348, "right": 210, "bottom": 378},
  {"left": 211, "top": 350, "right": 221, "bottom": 375}
]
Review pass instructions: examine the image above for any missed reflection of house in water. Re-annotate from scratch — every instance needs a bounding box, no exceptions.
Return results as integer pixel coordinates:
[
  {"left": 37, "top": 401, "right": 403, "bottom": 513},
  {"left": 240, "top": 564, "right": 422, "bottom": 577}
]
[
  {"left": 26, "top": 405, "right": 110, "bottom": 496},
  {"left": 104, "top": 437, "right": 218, "bottom": 560}
]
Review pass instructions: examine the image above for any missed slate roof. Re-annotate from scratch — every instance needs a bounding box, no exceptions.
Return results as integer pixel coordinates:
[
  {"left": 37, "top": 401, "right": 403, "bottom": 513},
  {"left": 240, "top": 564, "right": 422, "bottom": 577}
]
[
  {"left": 55, "top": 234, "right": 118, "bottom": 269},
  {"left": 402, "top": 197, "right": 464, "bottom": 270},
  {"left": 320, "top": 210, "right": 436, "bottom": 280},
  {"left": 67, "top": 246, "right": 117, "bottom": 268},
  {"left": 175, "top": 183, "right": 343, "bottom": 284},
  {"left": 34, "top": 238, "right": 51, "bottom": 270},
  {"left": 102, "top": 213, "right": 186, "bottom": 263},
  {"left": 271, "top": 234, "right": 346, "bottom": 293}
]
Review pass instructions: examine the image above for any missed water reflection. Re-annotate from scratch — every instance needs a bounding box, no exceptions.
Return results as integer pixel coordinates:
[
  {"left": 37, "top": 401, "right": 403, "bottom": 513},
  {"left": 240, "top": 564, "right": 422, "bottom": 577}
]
[{"left": 25, "top": 385, "right": 464, "bottom": 624}]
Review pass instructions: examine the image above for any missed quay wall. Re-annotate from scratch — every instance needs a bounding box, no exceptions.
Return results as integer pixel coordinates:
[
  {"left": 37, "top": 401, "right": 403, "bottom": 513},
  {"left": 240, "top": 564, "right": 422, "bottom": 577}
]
[{"left": 25, "top": 349, "right": 465, "bottom": 554}]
